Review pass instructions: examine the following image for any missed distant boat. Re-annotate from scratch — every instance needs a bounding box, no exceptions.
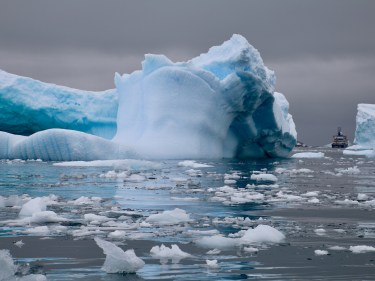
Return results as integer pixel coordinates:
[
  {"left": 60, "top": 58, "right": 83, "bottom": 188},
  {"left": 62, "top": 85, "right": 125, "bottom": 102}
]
[{"left": 331, "top": 127, "right": 349, "bottom": 148}]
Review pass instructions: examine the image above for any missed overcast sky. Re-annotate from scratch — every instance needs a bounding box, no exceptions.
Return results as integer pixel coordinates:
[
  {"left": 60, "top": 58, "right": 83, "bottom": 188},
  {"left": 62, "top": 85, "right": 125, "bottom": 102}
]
[{"left": 1, "top": 0, "right": 374, "bottom": 145}]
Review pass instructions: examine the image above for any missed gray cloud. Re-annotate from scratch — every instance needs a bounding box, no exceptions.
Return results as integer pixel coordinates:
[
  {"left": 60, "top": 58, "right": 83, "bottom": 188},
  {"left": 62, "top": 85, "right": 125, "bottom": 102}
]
[{"left": 1, "top": 0, "right": 375, "bottom": 145}]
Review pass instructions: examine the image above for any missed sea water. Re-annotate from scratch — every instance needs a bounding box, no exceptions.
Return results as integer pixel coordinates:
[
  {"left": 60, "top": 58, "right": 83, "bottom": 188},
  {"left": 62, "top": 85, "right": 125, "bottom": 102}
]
[{"left": 0, "top": 147, "right": 375, "bottom": 280}]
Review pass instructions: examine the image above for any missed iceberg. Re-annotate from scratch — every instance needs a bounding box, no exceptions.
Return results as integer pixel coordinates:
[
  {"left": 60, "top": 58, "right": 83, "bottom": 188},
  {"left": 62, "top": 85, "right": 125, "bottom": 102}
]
[
  {"left": 0, "top": 34, "right": 297, "bottom": 160},
  {"left": 354, "top": 104, "right": 375, "bottom": 148},
  {"left": 345, "top": 104, "right": 375, "bottom": 157},
  {"left": 0, "top": 69, "right": 117, "bottom": 139},
  {"left": 94, "top": 237, "right": 145, "bottom": 274}
]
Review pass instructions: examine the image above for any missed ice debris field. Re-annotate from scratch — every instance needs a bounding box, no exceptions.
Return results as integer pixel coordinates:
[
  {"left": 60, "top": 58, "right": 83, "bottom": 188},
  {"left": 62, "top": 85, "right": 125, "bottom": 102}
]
[
  {"left": 1, "top": 149, "right": 375, "bottom": 280},
  {"left": 0, "top": 34, "right": 296, "bottom": 160}
]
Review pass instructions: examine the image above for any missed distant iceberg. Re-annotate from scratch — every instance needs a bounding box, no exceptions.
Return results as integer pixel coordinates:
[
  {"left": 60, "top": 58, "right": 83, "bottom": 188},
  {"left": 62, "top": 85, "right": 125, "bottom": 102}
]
[
  {"left": 345, "top": 104, "right": 375, "bottom": 157},
  {"left": 0, "top": 34, "right": 297, "bottom": 160}
]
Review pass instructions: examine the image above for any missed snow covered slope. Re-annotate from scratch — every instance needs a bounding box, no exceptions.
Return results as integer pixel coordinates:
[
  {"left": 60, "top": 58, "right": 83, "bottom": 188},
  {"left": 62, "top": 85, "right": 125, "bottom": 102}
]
[
  {"left": 0, "top": 69, "right": 118, "bottom": 139},
  {"left": 114, "top": 34, "right": 297, "bottom": 158},
  {"left": 0, "top": 34, "right": 297, "bottom": 160}
]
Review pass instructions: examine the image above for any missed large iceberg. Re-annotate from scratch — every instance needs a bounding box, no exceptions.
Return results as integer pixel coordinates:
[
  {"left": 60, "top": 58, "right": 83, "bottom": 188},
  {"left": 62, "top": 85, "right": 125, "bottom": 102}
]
[
  {"left": 0, "top": 34, "right": 297, "bottom": 160},
  {"left": 354, "top": 104, "right": 375, "bottom": 148},
  {"left": 345, "top": 104, "right": 375, "bottom": 157},
  {"left": 0, "top": 69, "right": 117, "bottom": 139}
]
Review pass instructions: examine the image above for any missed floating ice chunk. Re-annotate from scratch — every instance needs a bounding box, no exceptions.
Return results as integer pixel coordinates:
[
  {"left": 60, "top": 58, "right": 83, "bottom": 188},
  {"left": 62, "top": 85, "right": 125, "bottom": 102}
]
[
  {"left": 23, "top": 226, "right": 50, "bottom": 235},
  {"left": 250, "top": 173, "right": 278, "bottom": 183},
  {"left": 19, "top": 198, "right": 47, "bottom": 217},
  {"left": 146, "top": 208, "right": 190, "bottom": 225},
  {"left": 349, "top": 245, "right": 375, "bottom": 254},
  {"left": 70, "top": 196, "right": 101, "bottom": 205},
  {"left": 178, "top": 160, "right": 213, "bottom": 168},
  {"left": 0, "top": 249, "right": 48, "bottom": 281},
  {"left": 124, "top": 174, "right": 146, "bottom": 182},
  {"left": 243, "top": 246, "right": 259, "bottom": 254},
  {"left": 150, "top": 244, "right": 191, "bottom": 264},
  {"left": 343, "top": 148, "right": 374, "bottom": 156},
  {"left": 13, "top": 240, "right": 24, "bottom": 248},
  {"left": 335, "top": 166, "right": 360, "bottom": 175},
  {"left": 94, "top": 237, "right": 144, "bottom": 273},
  {"left": 334, "top": 199, "right": 359, "bottom": 205},
  {"left": 29, "top": 211, "right": 67, "bottom": 223},
  {"left": 292, "top": 152, "right": 324, "bottom": 158},
  {"left": 328, "top": 246, "right": 346, "bottom": 251},
  {"left": 196, "top": 235, "right": 238, "bottom": 250},
  {"left": 314, "top": 228, "right": 326, "bottom": 236},
  {"left": 275, "top": 168, "right": 313, "bottom": 174},
  {"left": 224, "top": 179, "right": 237, "bottom": 185},
  {"left": 206, "top": 259, "right": 219, "bottom": 268},
  {"left": 357, "top": 193, "right": 369, "bottom": 201},
  {"left": 84, "top": 214, "right": 111, "bottom": 223},
  {"left": 0, "top": 250, "right": 17, "bottom": 280},
  {"left": 240, "top": 224, "right": 285, "bottom": 244},
  {"left": 314, "top": 249, "right": 328, "bottom": 256},
  {"left": 206, "top": 248, "right": 221, "bottom": 255},
  {"left": 308, "top": 198, "right": 320, "bottom": 204},
  {"left": 108, "top": 230, "right": 126, "bottom": 240},
  {"left": 301, "top": 191, "right": 319, "bottom": 197}
]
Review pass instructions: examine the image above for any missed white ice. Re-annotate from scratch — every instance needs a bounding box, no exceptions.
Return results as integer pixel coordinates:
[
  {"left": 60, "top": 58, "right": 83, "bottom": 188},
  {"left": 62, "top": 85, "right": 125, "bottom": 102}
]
[
  {"left": 150, "top": 244, "right": 191, "bottom": 264},
  {"left": 94, "top": 237, "right": 144, "bottom": 273},
  {"left": 291, "top": 152, "right": 325, "bottom": 159},
  {"left": 0, "top": 34, "right": 297, "bottom": 161}
]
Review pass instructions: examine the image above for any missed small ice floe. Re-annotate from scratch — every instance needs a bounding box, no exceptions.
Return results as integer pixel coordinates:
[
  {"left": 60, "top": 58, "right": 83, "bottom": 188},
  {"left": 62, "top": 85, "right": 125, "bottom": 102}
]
[
  {"left": 108, "top": 230, "right": 126, "bottom": 240},
  {"left": 301, "top": 191, "right": 319, "bottom": 197},
  {"left": 314, "top": 228, "right": 326, "bottom": 236},
  {"left": 196, "top": 224, "right": 284, "bottom": 250},
  {"left": 29, "top": 211, "right": 67, "bottom": 224},
  {"left": 0, "top": 249, "right": 47, "bottom": 281},
  {"left": 94, "top": 237, "right": 144, "bottom": 273},
  {"left": 328, "top": 246, "right": 346, "bottom": 251},
  {"left": 206, "top": 248, "right": 221, "bottom": 255},
  {"left": 275, "top": 191, "right": 303, "bottom": 202},
  {"left": 243, "top": 246, "right": 259, "bottom": 253},
  {"left": 19, "top": 197, "right": 47, "bottom": 217},
  {"left": 349, "top": 245, "right": 375, "bottom": 254},
  {"left": 357, "top": 193, "right": 369, "bottom": 201},
  {"left": 124, "top": 174, "right": 146, "bottom": 182},
  {"left": 240, "top": 225, "right": 285, "bottom": 244},
  {"left": 308, "top": 198, "right": 320, "bottom": 204},
  {"left": 224, "top": 179, "right": 237, "bottom": 185},
  {"left": 23, "top": 226, "right": 50, "bottom": 236},
  {"left": 334, "top": 199, "right": 359, "bottom": 205},
  {"left": 334, "top": 166, "right": 360, "bottom": 175},
  {"left": 275, "top": 168, "right": 313, "bottom": 174},
  {"left": 178, "top": 160, "right": 212, "bottom": 168},
  {"left": 146, "top": 208, "right": 190, "bottom": 225},
  {"left": 13, "top": 240, "right": 24, "bottom": 248},
  {"left": 250, "top": 173, "right": 278, "bottom": 183},
  {"left": 185, "top": 169, "right": 203, "bottom": 177},
  {"left": 99, "top": 170, "right": 129, "bottom": 178},
  {"left": 314, "top": 249, "right": 329, "bottom": 256},
  {"left": 150, "top": 244, "right": 191, "bottom": 264},
  {"left": 206, "top": 259, "right": 219, "bottom": 268},
  {"left": 196, "top": 235, "right": 238, "bottom": 250},
  {"left": 84, "top": 213, "right": 111, "bottom": 223},
  {"left": 69, "top": 196, "right": 102, "bottom": 205},
  {"left": 292, "top": 152, "right": 324, "bottom": 158}
]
